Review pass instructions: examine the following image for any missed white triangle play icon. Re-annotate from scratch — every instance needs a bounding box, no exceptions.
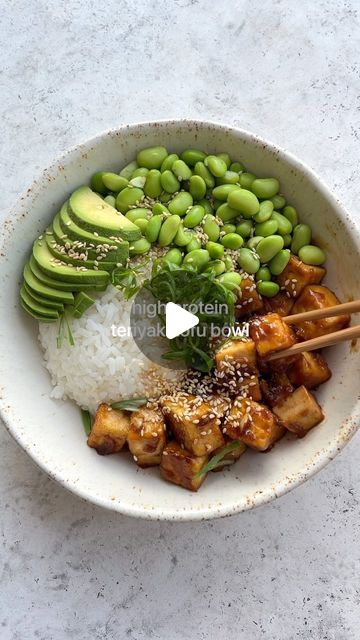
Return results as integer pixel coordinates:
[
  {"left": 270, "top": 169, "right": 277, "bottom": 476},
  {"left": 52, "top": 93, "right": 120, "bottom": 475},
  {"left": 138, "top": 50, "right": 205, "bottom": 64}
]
[{"left": 165, "top": 302, "right": 199, "bottom": 339}]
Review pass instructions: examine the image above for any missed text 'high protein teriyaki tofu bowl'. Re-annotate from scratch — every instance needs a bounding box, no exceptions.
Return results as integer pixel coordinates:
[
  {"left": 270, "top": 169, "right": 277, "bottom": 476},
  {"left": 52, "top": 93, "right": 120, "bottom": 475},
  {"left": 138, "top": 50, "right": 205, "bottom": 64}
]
[{"left": 0, "top": 120, "right": 359, "bottom": 520}]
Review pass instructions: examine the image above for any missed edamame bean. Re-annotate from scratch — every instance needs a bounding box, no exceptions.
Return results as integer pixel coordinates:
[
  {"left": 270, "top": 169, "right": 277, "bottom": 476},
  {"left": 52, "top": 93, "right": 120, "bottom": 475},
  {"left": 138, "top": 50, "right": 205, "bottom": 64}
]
[
  {"left": 256, "top": 235, "right": 284, "bottom": 263},
  {"left": 160, "top": 191, "right": 172, "bottom": 203},
  {"left": 120, "top": 161, "right": 138, "bottom": 180},
  {"left": 224, "top": 256, "right": 234, "bottom": 271},
  {"left": 133, "top": 218, "right": 149, "bottom": 233},
  {"left": 104, "top": 195, "right": 116, "bottom": 207},
  {"left": 174, "top": 224, "right": 193, "bottom": 246},
  {"left": 172, "top": 159, "right": 192, "bottom": 181},
  {"left": 102, "top": 173, "right": 128, "bottom": 192},
  {"left": 116, "top": 187, "right": 144, "bottom": 213},
  {"left": 144, "top": 169, "right": 162, "bottom": 198},
  {"left": 194, "top": 161, "right": 215, "bottom": 188},
  {"left": 184, "top": 205, "right": 205, "bottom": 228},
  {"left": 257, "top": 281, "right": 280, "bottom": 297},
  {"left": 186, "top": 237, "right": 202, "bottom": 252},
  {"left": 220, "top": 233, "right": 244, "bottom": 249},
  {"left": 206, "top": 241, "right": 225, "bottom": 259},
  {"left": 230, "top": 161, "right": 246, "bottom": 173},
  {"left": 145, "top": 215, "right": 163, "bottom": 243},
  {"left": 129, "top": 176, "right": 147, "bottom": 189},
  {"left": 91, "top": 172, "right": 107, "bottom": 194},
  {"left": 136, "top": 146, "right": 168, "bottom": 170},
  {"left": 298, "top": 245, "right": 326, "bottom": 265},
  {"left": 180, "top": 149, "right": 206, "bottom": 166},
  {"left": 217, "top": 272, "right": 242, "bottom": 291},
  {"left": 198, "top": 198, "right": 214, "bottom": 216},
  {"left": 283, "top": 205, "right": 298, "bottom": 227},
  {"left": 204, "top": 155, "right": 227, "bottom": 178},
  {"left": 216, "top": 170, "right": 241, "bottom": 185},
  {"left": 158, "top": 214, "right": 181, "bottom": 246},
  {"left": 189, "top": 175, "right": 206, "bottom": 200},
  {"left": 236, "top": 220, "right": 253, "bottom": 238},
  {"left": 222, "top": 223, "right": 236, "bottom": 234},
  {"left": 161, "top": 153, "right": 179, "bottom": 172},
  {"left": 237, "top": 248, "right": 260, "bottom": 274},
  {"left": 247, "top": 236, "right": 264, "bottom": 250},
  {"left": 160, "top": 170, "right": 180, "bottom": 193},
  {"left": 132, "top": 167, "right": 149, "bottom": 178},
  {"left": 125, "top": 208, "right": 150, "bottom": 222},
  {"left": 251, "top": 178, "right": 280, "bottom": 199},
  {"left": 239, "top": 172, "right": 256, "bottom": 189},
  {"left": 129, "top": 238, "right": 151, "bottom": 255},
  {"left": 217, "top": 153, "right": 231, "bottom": 168},
  {"left": 271, "top": 211, "right": 293, "bottom": 235},
  {"left": 164, "top": 248, "right": 183, "bottom": 265},
  {"left": 255, "top": 266, "right": 271, "bottom": 282},
  {"left": 216, "top": 202, "right": 239, "bottom": 222},
  {"left": 268, "top": 249, "right": 291, "bottom": 275},
  {"left": 282, "top": 233, "right": 292, "bottom": 247},
  {"left": 270, "top": 194, "right": 286, "bottom": 210},
  {"left": 254, "top": 219, "right": 279, "bottom": 237},
  {"left": 212, "top": 184, "right": 239, "bottom": 200},
  {"left": 291, "top": 223, "right": 312, "bottom": 254},
  {"left": 168, "top": 191, "right": 193, "bottom": 216},
  {"left": 183, "top": 249, "right": 210, "bottom": 271},
  {"left": 152, "top": 202, "right": 169, "bottom": 216},
  {"left": 228, "top": 188, "right": 260, "bottom": 218},
  {"left": 204, "top": 260, "right": 226, "bottom": 276},
  {"left": 253, "top": 200, "right": 274, "bottom": 223},
  {"left": 203, "top": 215, "right": 220, "bottom": 241}
]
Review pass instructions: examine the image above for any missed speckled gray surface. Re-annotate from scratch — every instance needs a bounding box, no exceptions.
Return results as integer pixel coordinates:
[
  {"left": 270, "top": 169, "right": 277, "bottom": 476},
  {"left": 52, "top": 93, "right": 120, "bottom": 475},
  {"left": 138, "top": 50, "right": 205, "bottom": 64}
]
[{"left": 1, "top": 1, "right": 360, "bottom": 638}]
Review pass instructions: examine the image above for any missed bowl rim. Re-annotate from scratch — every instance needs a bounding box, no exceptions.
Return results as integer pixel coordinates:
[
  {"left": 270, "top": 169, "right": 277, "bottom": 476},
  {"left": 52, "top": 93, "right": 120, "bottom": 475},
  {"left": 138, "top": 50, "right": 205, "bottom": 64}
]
[{"left": 1, "top": 118, "right": 360, "bottom": 521}]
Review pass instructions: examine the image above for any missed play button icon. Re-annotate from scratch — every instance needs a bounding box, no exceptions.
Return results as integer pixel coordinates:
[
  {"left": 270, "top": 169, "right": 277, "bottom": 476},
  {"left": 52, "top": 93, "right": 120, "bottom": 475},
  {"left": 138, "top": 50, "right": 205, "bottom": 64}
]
[{"left": 165, "top": 302, "right": 199, "bottom": 339}]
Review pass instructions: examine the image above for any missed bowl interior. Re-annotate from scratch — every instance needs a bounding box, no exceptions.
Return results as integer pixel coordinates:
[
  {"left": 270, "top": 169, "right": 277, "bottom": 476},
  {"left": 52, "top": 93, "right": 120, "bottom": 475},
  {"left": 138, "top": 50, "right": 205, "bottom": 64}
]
[{"left": 0, "top": 120, "right": 359, "bottom": 520}]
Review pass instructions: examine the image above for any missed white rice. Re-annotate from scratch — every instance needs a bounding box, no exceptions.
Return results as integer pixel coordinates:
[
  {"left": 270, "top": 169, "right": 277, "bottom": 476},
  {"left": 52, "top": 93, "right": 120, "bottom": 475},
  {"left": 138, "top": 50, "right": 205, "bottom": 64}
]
[{"left": 38, "top": 285, "right": 180, "bottom": 413}]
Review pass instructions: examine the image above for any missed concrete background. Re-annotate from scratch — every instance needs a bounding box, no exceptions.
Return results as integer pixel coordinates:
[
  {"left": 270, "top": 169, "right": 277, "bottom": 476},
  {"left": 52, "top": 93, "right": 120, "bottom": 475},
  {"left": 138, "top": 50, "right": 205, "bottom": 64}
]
[{"left": 1, "top": 1, "right": 360, "bottom": 638}]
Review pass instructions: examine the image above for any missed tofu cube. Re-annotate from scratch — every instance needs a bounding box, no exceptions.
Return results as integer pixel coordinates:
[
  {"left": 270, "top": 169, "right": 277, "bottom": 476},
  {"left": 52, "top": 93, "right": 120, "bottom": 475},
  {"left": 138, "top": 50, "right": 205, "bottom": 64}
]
[
  {"left": 263, "top": 291, "right": 295, "bottom": 317},
  {"left": 127, "top": 407, "right": 166, "bottom": 467},
  {"left": 272, "top": 385, "right": 324, "bottom": 436},
  {"left": 160, "top": 442, "right": 208, "bottom": 491},
  {"left": 260, "top": 372, "right": 294, "bottom": 407},
  {"left": 211, "top": 437, "right": 247, "bottom": 472},
  {"left": 223, "top": 397, "right": 285, "bottom": 451},
  {"left": 235, "top": 275, "right": 264, "bottom": 318},
  {"left": 205, "top": 393, "right": 231, "bottom": 419},
  {"left": 287, "top": 351, "right": 331, "bottom": 389},
  {"left": 214, "top": 338, "right": 261, "bottom": 399},
  {"left": 87, "top": 403, "right": 130, "bottom": 455},
  {"left": 250, "top": 312, "right": 296, "bottom": 357},
  {"left": 161, "top": 393, "right": 224, "bottom": 456},
  {"left": 291, "top": 285, "right": 350, "bottom": 341},
  {"left": 276, "top": 256, "right": 326, "bottom": 298}
]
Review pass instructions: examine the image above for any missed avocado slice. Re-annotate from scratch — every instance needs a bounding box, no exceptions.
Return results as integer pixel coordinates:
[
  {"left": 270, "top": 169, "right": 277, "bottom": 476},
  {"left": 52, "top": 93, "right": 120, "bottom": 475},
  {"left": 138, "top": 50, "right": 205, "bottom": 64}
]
[
  {"left": 23, "top": 281, "right": 65, "bottom": 311},
  {"left": 45, "top": 230, "right": 116, "bottom": 273},
  {"left": 28, "top": 256, "right": 107, "bottom": 292},
  {"left": 32, "top": 238, "right": 110, "bottom": 286},
  {"left": 69, "top": 291, "right": 95, "bottom": 319},
  {"left": 20, "top": 299, "right": 58, "bottom": 323},
  {"left": 56, "top": 204, "right": 129, "bottom": 263},
  {"left": 68, "top": 186, "right": 141, "bottom": 241},
  {"left": 20, "top": 285, "right": 60, "bottom": 320},
  {"left": 24, "top": 262, "right": 75, "bottom": 304}
]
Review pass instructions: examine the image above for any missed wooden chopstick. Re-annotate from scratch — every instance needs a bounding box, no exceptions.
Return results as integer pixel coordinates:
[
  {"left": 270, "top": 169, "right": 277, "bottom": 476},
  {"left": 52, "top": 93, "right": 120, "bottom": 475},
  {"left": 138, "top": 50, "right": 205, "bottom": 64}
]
[
  {"left": 283, "top": 299, "right": 360, "bottom": 324},
  {"left": 266, "top": 325, "right": 360, "bottom": 361}
]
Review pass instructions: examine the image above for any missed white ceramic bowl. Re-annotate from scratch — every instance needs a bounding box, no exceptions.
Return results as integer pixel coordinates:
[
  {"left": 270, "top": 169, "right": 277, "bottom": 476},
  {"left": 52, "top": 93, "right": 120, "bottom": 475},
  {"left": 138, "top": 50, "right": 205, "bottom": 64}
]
[{"left": 1, "top": 120, "right": 359, "bottom": 521}]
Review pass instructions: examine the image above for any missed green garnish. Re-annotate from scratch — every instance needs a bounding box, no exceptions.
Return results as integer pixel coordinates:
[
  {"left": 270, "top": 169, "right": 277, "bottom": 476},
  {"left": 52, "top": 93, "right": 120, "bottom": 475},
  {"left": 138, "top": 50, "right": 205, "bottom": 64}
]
[
  {"left": 194, "top": 441, "right": 243, "bottom": 477},
  {"left": 146, "top": 264, "right": 236, "bottom": 372},
  {"left": 111, "top": 258, "right": 149, "bottom": 300},
  {"left": 81, "top": 409, "right": 92, "bottom": 435},
  {"left": 111, "top": 397, "right": 147, "bottom": 411},
  {"left": 57, "top": 311, "right": 75, "bottom": 348}
]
